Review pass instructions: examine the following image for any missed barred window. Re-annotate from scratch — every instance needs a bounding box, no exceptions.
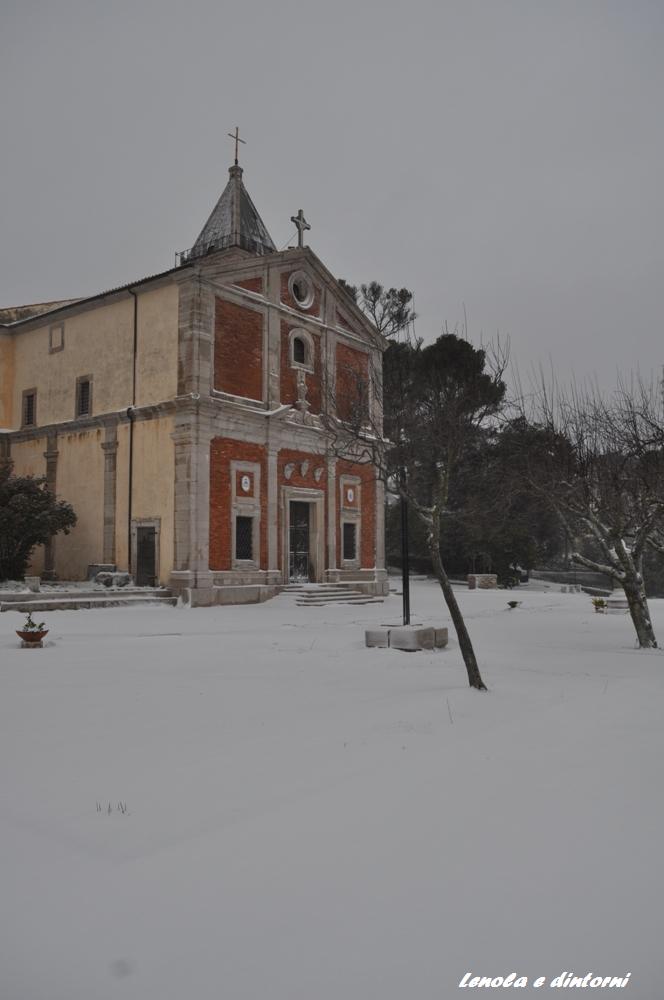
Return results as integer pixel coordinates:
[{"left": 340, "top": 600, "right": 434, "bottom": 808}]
[
  {"left": 76, "top": 377, "right": 92, "bottom": 417},
  {"left": 343, "top": 522, "right": 357, "bottom": 561},
  {"left": 22, "top": 390, "right": 36, "bottom": 427},
  {"left": 235, "top": 516, "right": 254, "bottom": 560}
]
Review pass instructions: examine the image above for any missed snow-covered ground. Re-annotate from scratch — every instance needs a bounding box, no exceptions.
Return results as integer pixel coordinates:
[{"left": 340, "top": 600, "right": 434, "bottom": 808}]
[{"left": 1, "top": 581, "right": 662, "bottom": 999}]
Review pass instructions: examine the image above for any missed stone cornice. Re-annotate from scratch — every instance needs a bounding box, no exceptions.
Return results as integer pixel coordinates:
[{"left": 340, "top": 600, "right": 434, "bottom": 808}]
[{"left": 3, "top": 400, "right": 176, "bottom": 442}]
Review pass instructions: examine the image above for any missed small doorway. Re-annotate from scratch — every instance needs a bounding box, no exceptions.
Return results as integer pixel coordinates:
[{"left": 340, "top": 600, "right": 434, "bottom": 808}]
[
  {"left": 136, "top": 526, "right": 156, "bottom": 586},
  {"left": 289, "top": 501, "right": 311, "bottom": 582}
]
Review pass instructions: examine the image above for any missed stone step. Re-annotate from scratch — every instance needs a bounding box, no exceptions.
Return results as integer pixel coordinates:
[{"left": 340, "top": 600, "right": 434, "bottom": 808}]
[
  {"left": 295, "top": 589, "right": 363, "bottom": 601},
  {"left": 1, "top": 594, "right": 177, "bottom": 613},
  {"left": 278, "top": 583, "right": 385, "bottom": 608},
  {"left": 297, "top": 598, "right": 384, "bottom": 607},
  {"left": 294, "top": 595, "right": 367, "bottom": 603},
  {"left": 0, "top": 587, "right": 169, "bottom": 603},
  {"left": 280, "top": 585, "right": 358, "bottom": 593}
]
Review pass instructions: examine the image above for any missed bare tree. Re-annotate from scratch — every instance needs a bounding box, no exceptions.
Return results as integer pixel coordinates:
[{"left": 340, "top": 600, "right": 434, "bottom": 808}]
[
  {"left": 515, "top": 374, "right": 664, "bottom": 648},
  {"left": 338, "top": 280, "right": 415, "bottom": 338},
  {"left": 327, "top": 330, "right": 509, "bottom": 691}
]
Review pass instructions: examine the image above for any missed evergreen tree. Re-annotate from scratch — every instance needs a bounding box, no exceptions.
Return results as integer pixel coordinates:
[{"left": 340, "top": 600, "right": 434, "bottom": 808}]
[{"left": 0, "top": 462, "right": 76, "bottom": 580}]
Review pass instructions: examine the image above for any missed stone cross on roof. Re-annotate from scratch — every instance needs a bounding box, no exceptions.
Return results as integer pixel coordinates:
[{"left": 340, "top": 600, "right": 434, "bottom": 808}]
[
  {"left": 290, "top": 209, "right": 311, "bottom": 248},
  {"left": 227, "top": 126, "right": 246, "bottom": 166}
]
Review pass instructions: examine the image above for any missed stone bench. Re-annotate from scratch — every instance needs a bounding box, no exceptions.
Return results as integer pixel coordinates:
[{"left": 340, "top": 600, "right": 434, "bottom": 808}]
[{"left": 365, "top": 626, "right": 448, "bottom": 651}]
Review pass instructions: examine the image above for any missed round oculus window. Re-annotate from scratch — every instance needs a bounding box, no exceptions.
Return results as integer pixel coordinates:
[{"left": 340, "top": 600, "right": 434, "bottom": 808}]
[
  {"left": 241, "top": 475, "right": 251, "bottom": 493},
  {"left": 288, "top": 271, "right": 314, "bottom": 310},
  {"left": 346, "top": 488, "right": 355, "bottom": 503}
]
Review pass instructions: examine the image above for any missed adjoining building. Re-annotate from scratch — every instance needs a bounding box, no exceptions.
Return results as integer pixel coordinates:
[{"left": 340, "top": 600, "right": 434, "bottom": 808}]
[{"left": 0, "top": 157, "right": 388, "bottom": 605}]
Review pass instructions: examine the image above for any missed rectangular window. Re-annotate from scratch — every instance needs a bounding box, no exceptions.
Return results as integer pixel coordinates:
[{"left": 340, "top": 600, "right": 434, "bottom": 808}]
[
  {"left": 76, "top": 377, "right": 92, "bottom": 417},
  {"left": 235, "top": 516, "right": 254, "bottom": 561},
  {"left": 22, "top": 389, "right": 37, "bottom": 427},
  {"left": 343, "top": 522, "right": 357, "bottom": 561},
  {"left": 49, "top": 324, "right": 64, "bottom": 353}
]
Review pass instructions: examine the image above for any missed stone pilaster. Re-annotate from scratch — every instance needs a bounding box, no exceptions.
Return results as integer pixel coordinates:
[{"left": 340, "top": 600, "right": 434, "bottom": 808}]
[
  {"left": 101, "top": 425, "right": 118, "bottom": 564},
  {"left": 43, "top": 433, "right": 58, "bottom": 580},
  {"left": 326, "top": 457, "right": 337, "bottom": 573},
  {"left": 171, "top": 400, "right": 214, "bottom": 602},
  {"left": 176, "top": 275, "right": 215, "bottom": 397},
  {"left": 325, "top": 329, "right": 337, "bottom": 416},
  {"left": 374, "top": 473, "right": 388, "bottom": 593},
  {"left": 267, "top": 265, "right": 282, "bottom": 409},
  {"left": 371, "top": 347, "right": 384, "bottom": 435},
  {"left": 267, "top": 447, "right": 279, "bottom": 572}
]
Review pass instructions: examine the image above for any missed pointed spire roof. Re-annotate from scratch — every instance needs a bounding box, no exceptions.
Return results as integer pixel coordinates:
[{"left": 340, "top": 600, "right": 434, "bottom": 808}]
[{"left": 190, "top": 165, "right": 276, "bottom": 259}]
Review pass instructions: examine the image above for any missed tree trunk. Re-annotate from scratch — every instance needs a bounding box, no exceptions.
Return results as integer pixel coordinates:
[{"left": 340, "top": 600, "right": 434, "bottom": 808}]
[
  {"left": 570, "top": 545, "right": 658, "bottom": 649},
  {"left": 621, "top": 575, "right": 658, "bottom": 649},
  {"left": 428, "top": 540, "right": 488, "bottom": 691}
]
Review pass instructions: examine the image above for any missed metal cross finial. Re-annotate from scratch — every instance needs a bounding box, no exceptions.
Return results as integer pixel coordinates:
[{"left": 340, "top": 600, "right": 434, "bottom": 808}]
[
  {"left": 227, "top": 126, "right": 246, "bottom": 166},
  {"left": 290, "top": 209, "right": 311, "bottom": 248}
]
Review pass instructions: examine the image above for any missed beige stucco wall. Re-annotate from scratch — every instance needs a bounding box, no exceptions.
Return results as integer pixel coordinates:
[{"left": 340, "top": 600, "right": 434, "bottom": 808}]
[
  {"left": 9, "top": 436, "right": 46, "bottom": 478},
  {"left": 0, "top": 332, "right": 15, "bottom": 427},
  {"left": 12, "top": 300, "right": 133, "bottom": 428},
  {"left": 135, "top": 284, "right": 179, "bottom": 406},
  {"left": 54, "top": 428, "right": 105, "bottom": 580},
  {"left": 9, "top": 283, "right": 179, "bottom": 430},
  {"left": 115, "top": 416, "right": 174, "bottom": 584}
]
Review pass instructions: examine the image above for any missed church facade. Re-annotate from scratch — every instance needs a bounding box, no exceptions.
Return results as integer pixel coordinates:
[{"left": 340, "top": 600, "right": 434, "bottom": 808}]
[{"left": 0, "top": 160, "right": 388, "bottom": 604}]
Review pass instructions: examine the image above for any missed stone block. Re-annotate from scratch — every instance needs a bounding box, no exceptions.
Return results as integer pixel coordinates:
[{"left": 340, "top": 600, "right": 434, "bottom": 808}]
[
  {"left": 434, "top": 628, "right": 449, "bottom": 648},
  {"left": 24, "top": 576, "right": 40, "bottom": 593},
  {"left": 390, "top": 627, "right": 435, "bottom": 651},
  {"left": 365, "top": 628, "right": 390, "bottom": 648},
  {"left": 467, "top": 574, "right": 498, "bottom": 589}
]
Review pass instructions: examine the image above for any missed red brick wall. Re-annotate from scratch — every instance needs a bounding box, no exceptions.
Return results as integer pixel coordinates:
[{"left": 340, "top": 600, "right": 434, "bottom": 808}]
[
  {"left": 280, "top": 271, "right": 321, "bottom": 317},
  {"left": 214, "top": 298, "right": 264, "bottom": 401},
  {"left": 336, "top": 460, "right": 376, "bottom": 569},
  {"left": 210, "top": 439, "right": 267, "bottom": 570},
  {"left": 335, "top": 342, "right": 369, "bottom": 422},
  {"left": 233, "top": 277, "right": 263, "bottom": 294},
  {"left": 280, "top": 321, "right": 322, "bottom": 413},
  {"left": 277, "top": 449, "right": 328, "bottom": 571}
]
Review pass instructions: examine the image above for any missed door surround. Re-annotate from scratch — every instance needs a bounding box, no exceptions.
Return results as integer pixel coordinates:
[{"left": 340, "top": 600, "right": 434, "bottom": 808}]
[
  {"left": 281, "top": 487, "right": 324, "bottom": 584},
  {"left": 131, "top": 517, "right": 161, "bottom": 585}
]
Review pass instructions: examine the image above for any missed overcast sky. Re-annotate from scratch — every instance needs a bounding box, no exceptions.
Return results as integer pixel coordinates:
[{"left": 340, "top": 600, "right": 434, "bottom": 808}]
[{"left": 1, "top": 0, "right": 662, "bottom": 386}]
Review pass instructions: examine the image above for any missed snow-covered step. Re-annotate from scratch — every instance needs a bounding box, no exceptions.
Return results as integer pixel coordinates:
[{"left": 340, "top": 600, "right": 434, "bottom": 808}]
[
  {"left": 0, "top": 587, "right": 169, "bottom": 604},
  {"left": 280, "top": 585, "right": 355, "bottom": 594},
  {"left": 277, "top": 582, "right": 385, "bottom": 607},
  {"left": 295, "top": 593, "right": 384, "bottom": 607},
  {"left": 0, "top": 592, "right": 177, "bottom": 613}
]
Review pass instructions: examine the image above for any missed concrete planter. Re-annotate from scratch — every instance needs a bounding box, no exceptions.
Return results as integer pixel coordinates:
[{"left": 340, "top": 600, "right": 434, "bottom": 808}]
[{"left": 365, "top": 626, "right": 449, "bottom": 651}]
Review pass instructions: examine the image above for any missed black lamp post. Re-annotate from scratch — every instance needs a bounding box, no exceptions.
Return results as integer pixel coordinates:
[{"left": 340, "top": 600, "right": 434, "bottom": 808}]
[{"left": 400, "top": 493, "right": 411, "bottom": 626}]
